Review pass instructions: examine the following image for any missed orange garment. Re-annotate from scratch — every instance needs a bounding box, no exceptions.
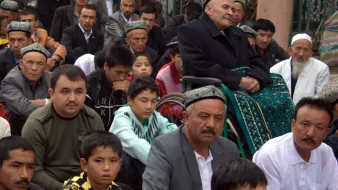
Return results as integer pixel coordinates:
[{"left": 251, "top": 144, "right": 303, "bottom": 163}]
[{"left": 33, "top": 28, "right": 67, "bottom": 61}]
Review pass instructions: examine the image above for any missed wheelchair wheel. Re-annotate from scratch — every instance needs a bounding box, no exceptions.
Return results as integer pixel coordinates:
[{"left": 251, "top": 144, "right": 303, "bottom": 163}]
[{"left": 156, "top": 93, "right": 185, "bottom": 126}]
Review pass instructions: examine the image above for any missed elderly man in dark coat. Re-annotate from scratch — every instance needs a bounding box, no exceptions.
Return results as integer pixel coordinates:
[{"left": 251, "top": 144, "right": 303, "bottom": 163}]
[{"left": 178, "top": 0, "right": 271, "bottom": 92}]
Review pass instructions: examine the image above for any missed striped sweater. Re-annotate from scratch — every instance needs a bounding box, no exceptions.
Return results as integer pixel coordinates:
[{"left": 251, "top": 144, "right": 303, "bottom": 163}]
[{"left": 109, "top": 106, "right": 177, "bottom": 164}]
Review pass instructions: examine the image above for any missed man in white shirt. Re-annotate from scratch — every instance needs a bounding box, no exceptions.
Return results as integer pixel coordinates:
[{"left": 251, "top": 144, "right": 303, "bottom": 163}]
[
  {"left": 253, "top": 97, "right": 338, "bottom": 190},
  {"left": 74, "top": 50, "right": 105, "bottom": 75},
  {"left": 90, "top": 0, "right": 121, "bottom": 33},
  {"left": 270, "top": 33, "right": 329, "bottom": 104}
]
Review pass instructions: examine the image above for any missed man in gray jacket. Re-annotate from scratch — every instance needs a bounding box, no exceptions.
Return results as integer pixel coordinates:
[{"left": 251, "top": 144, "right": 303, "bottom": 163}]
[
  {"left": 142, "top": 85, "right": 239, "bottom": 190},
  {"left": 0, "top": 43, "right": 51, "bottom": 136},
  {"left": 104, "top": 0, "right": 138, "bottom": 49}
]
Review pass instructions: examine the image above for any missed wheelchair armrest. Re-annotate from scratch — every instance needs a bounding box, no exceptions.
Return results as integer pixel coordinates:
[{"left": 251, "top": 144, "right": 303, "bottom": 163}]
[{"left": 182, "top": 76, "right": 222, "bottom": 86}]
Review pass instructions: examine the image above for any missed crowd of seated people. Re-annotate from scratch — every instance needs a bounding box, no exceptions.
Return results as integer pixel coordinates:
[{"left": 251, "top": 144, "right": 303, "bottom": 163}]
[{"left": 0, "top": 0, "right": 337, "bottom": 190}]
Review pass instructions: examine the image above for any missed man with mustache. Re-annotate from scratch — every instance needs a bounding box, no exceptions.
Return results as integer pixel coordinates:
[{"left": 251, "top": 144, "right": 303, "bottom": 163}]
[
  {"left": 22, "top": 65, "right": 104, "bottom": 190},
  {"left": 61, "top": 4, "right": 104, "bottom": 65},
  {"left": 252, "top": 19, "right": 289, "bottom": 68},
  {"left": 270, "top": 33, "right": 329, "bottom": 105},
  {"left": 104, "top": 0, "right": 138, "bottom": 49},
  {"left": 0, "top": 136, "right": 43, "bottom": 190},
  {"left": 253, "top": 97, "right": 338, "bottom": 190},
  {"left": 0, "top": 43, "right": 51, "bottom": 136},
  {"left": 143, "top": 85, "right": 239, "bottom": 190}
]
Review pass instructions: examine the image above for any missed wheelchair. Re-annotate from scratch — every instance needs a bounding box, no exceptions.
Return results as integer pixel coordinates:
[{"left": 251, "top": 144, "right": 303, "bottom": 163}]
[{"left": 156, "top": 72, "right": 294, "bottom": 158}]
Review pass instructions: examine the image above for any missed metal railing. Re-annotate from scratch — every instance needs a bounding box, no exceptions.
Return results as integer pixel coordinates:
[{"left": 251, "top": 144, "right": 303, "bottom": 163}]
[{"left": 289, "top": 0, "right": 338, "bottom": 46}]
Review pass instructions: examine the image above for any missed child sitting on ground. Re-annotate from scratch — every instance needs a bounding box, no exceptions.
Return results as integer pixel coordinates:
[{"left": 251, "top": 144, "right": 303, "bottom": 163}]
[
  {"left": 63, "top": 131, "right": 123, "bottom": 190},
  {"left": 109, "top": 76, "right": 177, "bottom": 190},
  {"left": 127, "top": 52, "right": 153, "bottom": 82},
  {"left": 212, "top": 158, "right": 267, "bottom": 190}
]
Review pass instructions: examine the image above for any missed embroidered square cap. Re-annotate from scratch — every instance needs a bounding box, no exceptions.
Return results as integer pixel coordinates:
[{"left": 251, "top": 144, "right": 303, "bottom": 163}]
[
  {"left": 0, "top": 0, "right": 19, "bottom": 11},
  {"left": 20, "top": 43, "right": 51, "bottom": 58},
  {"left": 7, "top": 21, "right": 31, "bottom": 34},
  {"left": 184, "top": 85, "right": 225, "bottom": 107},
  {"left": 125, "top": 21, "right": 149, "bottom": 34}
]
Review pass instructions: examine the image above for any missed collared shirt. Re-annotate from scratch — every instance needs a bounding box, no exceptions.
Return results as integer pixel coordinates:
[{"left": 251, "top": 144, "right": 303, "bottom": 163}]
[
  {"left": 121, "top": 13, "right": 132, "bottom": 23},
  {"left": 63, "top": 172, "right": 121, "bottom": 190},
  {"left": 106, "top": 0, "right": 113, "bottom": 16},
  {"left": 194, "top": 150, "right": 213, "bottom": 190},
  {"left": 253, "top": 132, "right": 338, "bottom": 190},
  {"left": 78, "top": 23, "right": 93, "bottom": 42}
]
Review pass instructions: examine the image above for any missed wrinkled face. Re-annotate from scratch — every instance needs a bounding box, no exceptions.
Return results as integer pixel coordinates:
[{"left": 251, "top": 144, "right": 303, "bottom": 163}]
[
  {"left": 120, "top": 0, "right": 135, "bottom": 18},
  {"left": 173, "top": 53, "right": 183, "bottom": 75},
  {"left": 205, "top": 0, "right": 234, "bottom": 31},
  {"left": 8, "top": 31, "right": 30, "bottom": 56},
  {"left": 104, "top": 64, "right": 131, "bottom": 84},
  {"left": 19, "top": 14, "right": 38, "bottom": 31},
  {"left": 0, "top": 9, "right": 18, "bottom": 24},
  {"left": 75, "top": 0, "right": 88, "bottom": 7},
  {"left": 256, "top": 29, "right": 273, "bottom": 50},
  {"left": 49, "top": 75, "right": 87, "bottom": 118},
  {"left": 81, "top": 147, "right": 121, "bottom": 188},
  {"left": 0, "top": 18, "right": 8, "bottom": 35},
  {"left": 131, "top": 56, "right": 152, "bottom": 78},
  {"left": 288, "top": 39, "right": 312, "bottom": 63},
  {"left": 140, "top": 13, "right": 156, "bottom": 31},
  {"left": 292, "top": 106, "right": 330, "bottom": 155},
  {"left": 0, "top": 149, "right": 35, "bottom": 190},
  {"left": 232, "top": 2, "right": 244, "bottom": 25},
  {"left": 19, "top": 52, "right": 46, "bottom": 84},
  {"left": 126, "top": 29, "right": 148, "bottom": 53},
  {"left": 79, "top": 8, "right": 97, "bottom": 33},
  {"left": 128, "top": 90, "right": 158, "bottom": 123},
  {"left": 183, "top": 99, "right": 225, "bottom": 144}
]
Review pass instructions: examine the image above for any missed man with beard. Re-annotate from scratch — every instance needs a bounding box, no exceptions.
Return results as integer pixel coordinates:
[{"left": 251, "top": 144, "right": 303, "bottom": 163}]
[
  {"left": 270, "top": 33, "right": 329, "bottom": 105},
  {"left": 0, "top": 136, "right": 44, "bottom": 190},
  {"left": 142, "top": 85, "right": 239, "bottom": 190},
  {"left": 104, "top": 0, "right": 138, "bottom": 49},
  {"left": 253, "top": 97, "right": 338, "bottom": 190}
]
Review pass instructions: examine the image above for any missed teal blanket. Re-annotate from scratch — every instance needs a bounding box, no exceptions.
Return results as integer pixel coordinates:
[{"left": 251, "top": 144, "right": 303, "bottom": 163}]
[{"left": 222, "top": 67, "right": 294, "bottom": 154}]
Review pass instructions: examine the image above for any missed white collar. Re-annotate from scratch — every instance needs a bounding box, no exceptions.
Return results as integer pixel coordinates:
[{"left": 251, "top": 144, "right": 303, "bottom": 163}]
[
  {"left": 289, "top": 133, "right": 317, "bottom": 165},
  {"left": 121, "top": 12, "right": 132, "bottom": 23},
  {"left": 194, "top": 149, "right": 213, "bottom": 162},
  {"left": 78, "top": 23, "right": 93, "bottom": 36}
]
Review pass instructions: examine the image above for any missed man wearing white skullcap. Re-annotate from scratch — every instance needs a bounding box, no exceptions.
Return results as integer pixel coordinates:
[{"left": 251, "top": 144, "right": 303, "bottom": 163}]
[{"left": 270, "top": 33, "right": 330, "bottom": 104}]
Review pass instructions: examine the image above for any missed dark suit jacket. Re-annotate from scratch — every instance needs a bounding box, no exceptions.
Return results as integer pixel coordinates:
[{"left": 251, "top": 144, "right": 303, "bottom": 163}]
[
  {"left": 255, "top": 40, "right": 289, "bottom": 68},
  {"left": 142, "top": 126, "right": 239, "bottom": 190},
  {"left": 36, "top": 0, "right": 71, "bottom": 32},
  {"left": 178, "top": 13, "right": 271, "bottom": 90},
  {"left": 147, "top": 26, "right": 167, "bottom": 56},
  {"left": 50, "top": 5, "right": 101, "bottom": 42},
  {"left": 0, "top": 48, "right": 17, "bottom": 83},
  {"left": 61, "top": 24, "right": 104, "bottom": 64}
]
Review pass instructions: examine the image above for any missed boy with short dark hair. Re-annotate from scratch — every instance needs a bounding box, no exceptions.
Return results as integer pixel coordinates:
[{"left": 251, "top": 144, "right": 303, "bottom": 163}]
[
  {"left": 212, "top": 158, "right": 267, "bottom": 190},
  {"left": 109, "top": 76, "right": 177, "bottom": 189},
  {"left": 63, "top": 131, "right": 122, "bottom": 190}
]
